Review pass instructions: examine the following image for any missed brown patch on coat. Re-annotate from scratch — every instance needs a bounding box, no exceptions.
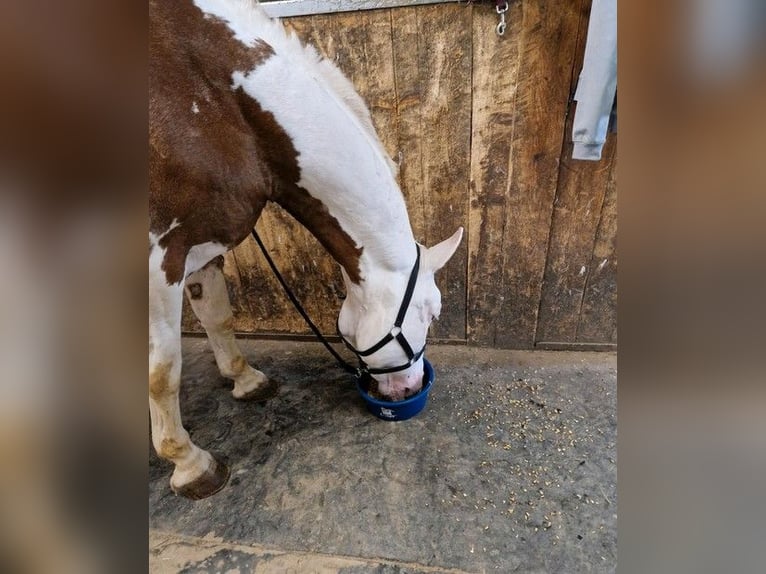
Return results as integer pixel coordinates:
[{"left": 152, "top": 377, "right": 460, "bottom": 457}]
[
  {"left": 233, "top": 86, "right": 301, "bottom": 186},
  {"left": 221, "top": 316, "right": 236, "bottom": 332},
  {"left": 227, "top": 355, "right": 248, "bottom": 378},
  {"left": 151, "top": 1, "right": 277, "bottom": 284},
  {"left": 233, "top": 85, "right": 364, "bottom": 282},
  {"left": 274, "top": 185, "right": 364, "bottom": 284},
  {"left": 149, "top": 361, "right": 173, "bottom": 397},
  {"left": 159, "top": 437, "right": 190, "bottom": 460},
  {"left": 150, "top": 0, "right": 363, "bottom": 285},
  {"left": 186, "top": 282, "right": 203, "bottom": 299},
  {"left": 158, "top": 228, "right": 189, "bottom": 285}
]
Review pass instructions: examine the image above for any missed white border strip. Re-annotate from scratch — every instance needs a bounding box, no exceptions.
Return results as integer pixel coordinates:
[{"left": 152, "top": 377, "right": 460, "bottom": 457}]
[{"left": 261, "top": 0, "right": 459, "bottom": 18}]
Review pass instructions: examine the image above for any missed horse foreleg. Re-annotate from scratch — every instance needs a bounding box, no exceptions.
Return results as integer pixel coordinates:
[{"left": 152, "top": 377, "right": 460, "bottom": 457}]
[
  {"left": 149, "top": 255, "right": 229, "bottom": 499},
  {"left": 185, "top": 257, "right": 279, "bottom": 401}
]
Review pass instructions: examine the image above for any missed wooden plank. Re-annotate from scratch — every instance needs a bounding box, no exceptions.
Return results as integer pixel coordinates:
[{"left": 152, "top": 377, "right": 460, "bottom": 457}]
[
  {"left": 262, "top": 0, "right": 462, "bottom": 19},
  {"left": 468, "top": 0, "right": 583, "bottom": 348},
  {"left": 181, "top": 297, "right": 201, "bottom": 332},
  {"left": 535, "top": 132, "right": 616, "bottom": 343},
  {"left": 390, "top": 8, "right": 425, "bottom": 236},
  {"left": 535, "top": 0, "right": 617, "bottom": 345},
  {"left": 498, "top": 0, "right": 585, "bottom": 348},
  {"left": 391, "top": 4, "right": 472, "bottom": 339},
  {"left": 576, "top": 147, "right": 617, "bottom": 343},
  {"left": 466, "top": 3, "right": 523, "bottom": 346}
]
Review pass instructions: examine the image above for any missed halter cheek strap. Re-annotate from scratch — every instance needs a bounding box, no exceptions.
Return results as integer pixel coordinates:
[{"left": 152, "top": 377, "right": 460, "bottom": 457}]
[{"left": 338, "top": 244, "right": 425, "bottom": 376}]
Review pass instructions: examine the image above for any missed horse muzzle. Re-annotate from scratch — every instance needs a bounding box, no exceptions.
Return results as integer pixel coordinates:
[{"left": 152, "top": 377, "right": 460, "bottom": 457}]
[{"left": 373, "top": 367, "right": 424, "bottom": 402}]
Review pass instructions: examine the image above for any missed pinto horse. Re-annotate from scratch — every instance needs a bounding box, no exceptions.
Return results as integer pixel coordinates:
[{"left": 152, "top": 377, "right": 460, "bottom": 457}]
[{"left": 150, "top": 0, "right": 463, "bottom": 499}]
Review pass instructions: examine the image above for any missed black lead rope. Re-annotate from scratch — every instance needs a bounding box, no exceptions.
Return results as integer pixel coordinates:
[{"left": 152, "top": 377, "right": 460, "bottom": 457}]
[{"left": 250, "top": 230, "right": 359, "bottom": 375}]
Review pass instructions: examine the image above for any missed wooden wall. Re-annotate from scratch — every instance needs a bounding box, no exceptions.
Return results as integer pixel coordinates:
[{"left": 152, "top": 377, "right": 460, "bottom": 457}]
[{"left": 182, "top": 0, "right": 617, "bottom": 350}]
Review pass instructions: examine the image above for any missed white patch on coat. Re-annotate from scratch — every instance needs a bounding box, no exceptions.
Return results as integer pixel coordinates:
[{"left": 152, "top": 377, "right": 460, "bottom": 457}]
[
  {"left": 185, "top": 241, "right": 229, "bottom": 278},
  {"left": 150, "top": 231, "right": 227, "bottom": 286},
  {"left": 191, "top": 101, "right": 200, "bottom": 114},
  {"left": 148, "top": 236, "right": 184, "bottom": 356},
  {"left": 231, "top": 59, "right": 409, "bottom": 269},
  {"left": 597, "top": 258, "right": 608, "bottom": 272},
  {"left": 193, "top": 1, "right": 403, "bottom": 265},
  {"left": 149, "top": 235, "right": 214, "bottom": 484},
  {"left": 579, "top": 265, "right": 587, "bottom": 276},
  {"left": 193, "top": 0, "right": 395, "bottom": 173}
]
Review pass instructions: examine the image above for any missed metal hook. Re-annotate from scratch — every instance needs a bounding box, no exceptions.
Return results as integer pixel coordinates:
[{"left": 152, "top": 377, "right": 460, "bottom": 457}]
[{"left": 496, "top": 1, "right": 509, "bottom": 36}]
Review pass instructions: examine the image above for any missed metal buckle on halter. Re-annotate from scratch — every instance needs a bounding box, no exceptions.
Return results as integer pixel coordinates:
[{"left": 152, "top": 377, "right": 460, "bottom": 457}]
[{"left": 339, "top": 244, "right": 424, "bottom": 377}]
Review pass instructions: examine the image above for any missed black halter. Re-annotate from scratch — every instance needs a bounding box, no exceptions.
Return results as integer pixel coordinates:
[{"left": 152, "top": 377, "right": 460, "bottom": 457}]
[{"left": 337, "top": 244, "right": 425, "bottom": 376}]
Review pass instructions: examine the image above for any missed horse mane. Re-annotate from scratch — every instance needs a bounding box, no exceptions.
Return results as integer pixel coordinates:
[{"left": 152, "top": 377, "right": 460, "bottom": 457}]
[
  {"left": 195, "top": 0, "right": 398, "bottom": 176},
  {"left": 313, "top": 58, "right": 398, "bottom": 176}
]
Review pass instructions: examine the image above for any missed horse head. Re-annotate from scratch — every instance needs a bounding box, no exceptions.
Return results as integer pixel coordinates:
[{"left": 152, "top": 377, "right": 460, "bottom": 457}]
[{"left": 337, "top": 228, "right": 463, "bottom": 401}]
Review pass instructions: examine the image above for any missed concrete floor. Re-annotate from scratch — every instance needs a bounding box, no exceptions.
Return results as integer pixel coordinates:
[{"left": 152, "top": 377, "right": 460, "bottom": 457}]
[{"left": 149, "top": 338, "right": 616, "bottom": 573}]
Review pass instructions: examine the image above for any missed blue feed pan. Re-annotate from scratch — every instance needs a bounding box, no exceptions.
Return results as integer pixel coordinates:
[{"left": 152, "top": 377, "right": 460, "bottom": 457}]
[{"left": 356, "top": 358, "right": 434, "bottom": 421}]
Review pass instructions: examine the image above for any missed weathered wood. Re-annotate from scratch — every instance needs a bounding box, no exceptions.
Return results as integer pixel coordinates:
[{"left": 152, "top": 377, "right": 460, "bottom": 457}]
[
  {"left": 468, "top": 0, "right": 584, "bottom": 348},
  {"left": 535, "top": 130, "right": 616, "bottom": 343},
  {"left": 576, "top": 147, "right": 617, "bottom": 343},
  {"left": 261, "top": 0, "right": 462, "bottom": 19},
  {"left": 391, "top": 4, "right": 471, "bottom": 339},
  {"left": 466, "top": 3, "right": 523, "bottom": 346},
  {"left": 534, "top": 0, "right": 617, "bottom": 345}
]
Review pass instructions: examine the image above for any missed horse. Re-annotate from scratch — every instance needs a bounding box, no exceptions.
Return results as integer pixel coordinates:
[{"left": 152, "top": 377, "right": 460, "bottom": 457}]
[{"left": 149, "top": 0, "right": 463, "bottom": 499}]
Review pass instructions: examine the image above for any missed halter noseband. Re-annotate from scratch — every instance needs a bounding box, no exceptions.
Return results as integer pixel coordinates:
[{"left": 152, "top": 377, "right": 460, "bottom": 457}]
[{"left": 337, "top": 244, "right": 425, "bottom": 376}]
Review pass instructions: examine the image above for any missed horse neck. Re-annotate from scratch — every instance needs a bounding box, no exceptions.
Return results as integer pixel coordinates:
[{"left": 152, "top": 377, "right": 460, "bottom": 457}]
[
  {"left": 273, "top": 174, "right": 416, "bottom": 286},
  {"left": 236, "top": 20, "right": 416, "bottom": 282},
  {"left": 266, "top": 89, "right": 415, "bottom": 282}
]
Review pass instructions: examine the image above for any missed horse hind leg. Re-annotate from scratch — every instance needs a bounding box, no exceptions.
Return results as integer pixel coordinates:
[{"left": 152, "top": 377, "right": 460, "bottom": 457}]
[
  {"left": 185, "top": 256, "right": 279, "bottom": 401},
  {"left": 149, "top": 253, "right": 229, "bottom": 499}
]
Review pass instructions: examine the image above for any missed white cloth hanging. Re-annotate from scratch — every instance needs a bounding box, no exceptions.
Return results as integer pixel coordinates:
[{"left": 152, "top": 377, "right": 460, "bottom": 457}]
[{"left": 572, "top": 0, "right": 617, "bottom": 161}]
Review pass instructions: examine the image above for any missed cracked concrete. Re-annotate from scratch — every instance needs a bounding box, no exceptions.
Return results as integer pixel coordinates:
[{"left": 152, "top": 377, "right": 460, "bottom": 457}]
[{"left": 149, "top": 338, "right": 616, "bottom": 573}]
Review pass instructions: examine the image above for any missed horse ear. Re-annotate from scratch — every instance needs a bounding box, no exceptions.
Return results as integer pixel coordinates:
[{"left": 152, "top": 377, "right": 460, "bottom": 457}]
[
  {"left": 424, "top": 227, "right": 463, "bottom": 273},
  {"left": 340, "top": 266, "right": 355, "bottom": 290}
]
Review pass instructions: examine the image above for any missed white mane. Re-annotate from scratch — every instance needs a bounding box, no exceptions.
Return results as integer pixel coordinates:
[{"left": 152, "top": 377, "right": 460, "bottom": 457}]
[{"left": 193, "top": 0, "right": 397, "bottom": 175}]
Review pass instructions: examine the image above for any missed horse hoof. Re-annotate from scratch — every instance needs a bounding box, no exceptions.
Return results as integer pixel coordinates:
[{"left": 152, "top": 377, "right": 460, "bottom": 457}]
[
  {"left": 233, "top": 377, "right": 280, "bottom": 402},
  {"left": 171, "top": 457, "right": 230, "bottom": 500}
]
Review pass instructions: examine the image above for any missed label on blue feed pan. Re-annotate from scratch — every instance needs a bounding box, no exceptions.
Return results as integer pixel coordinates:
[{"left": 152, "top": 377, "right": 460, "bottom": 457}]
[
  {"left": 369, "top": 399, "right": 424, "bottom": 421},
  {"left": 358, "top": 358, "right": 434, "bottom": 421},
  {"left": 379, "top": 407, "right": 397, "bottom": 419}
]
